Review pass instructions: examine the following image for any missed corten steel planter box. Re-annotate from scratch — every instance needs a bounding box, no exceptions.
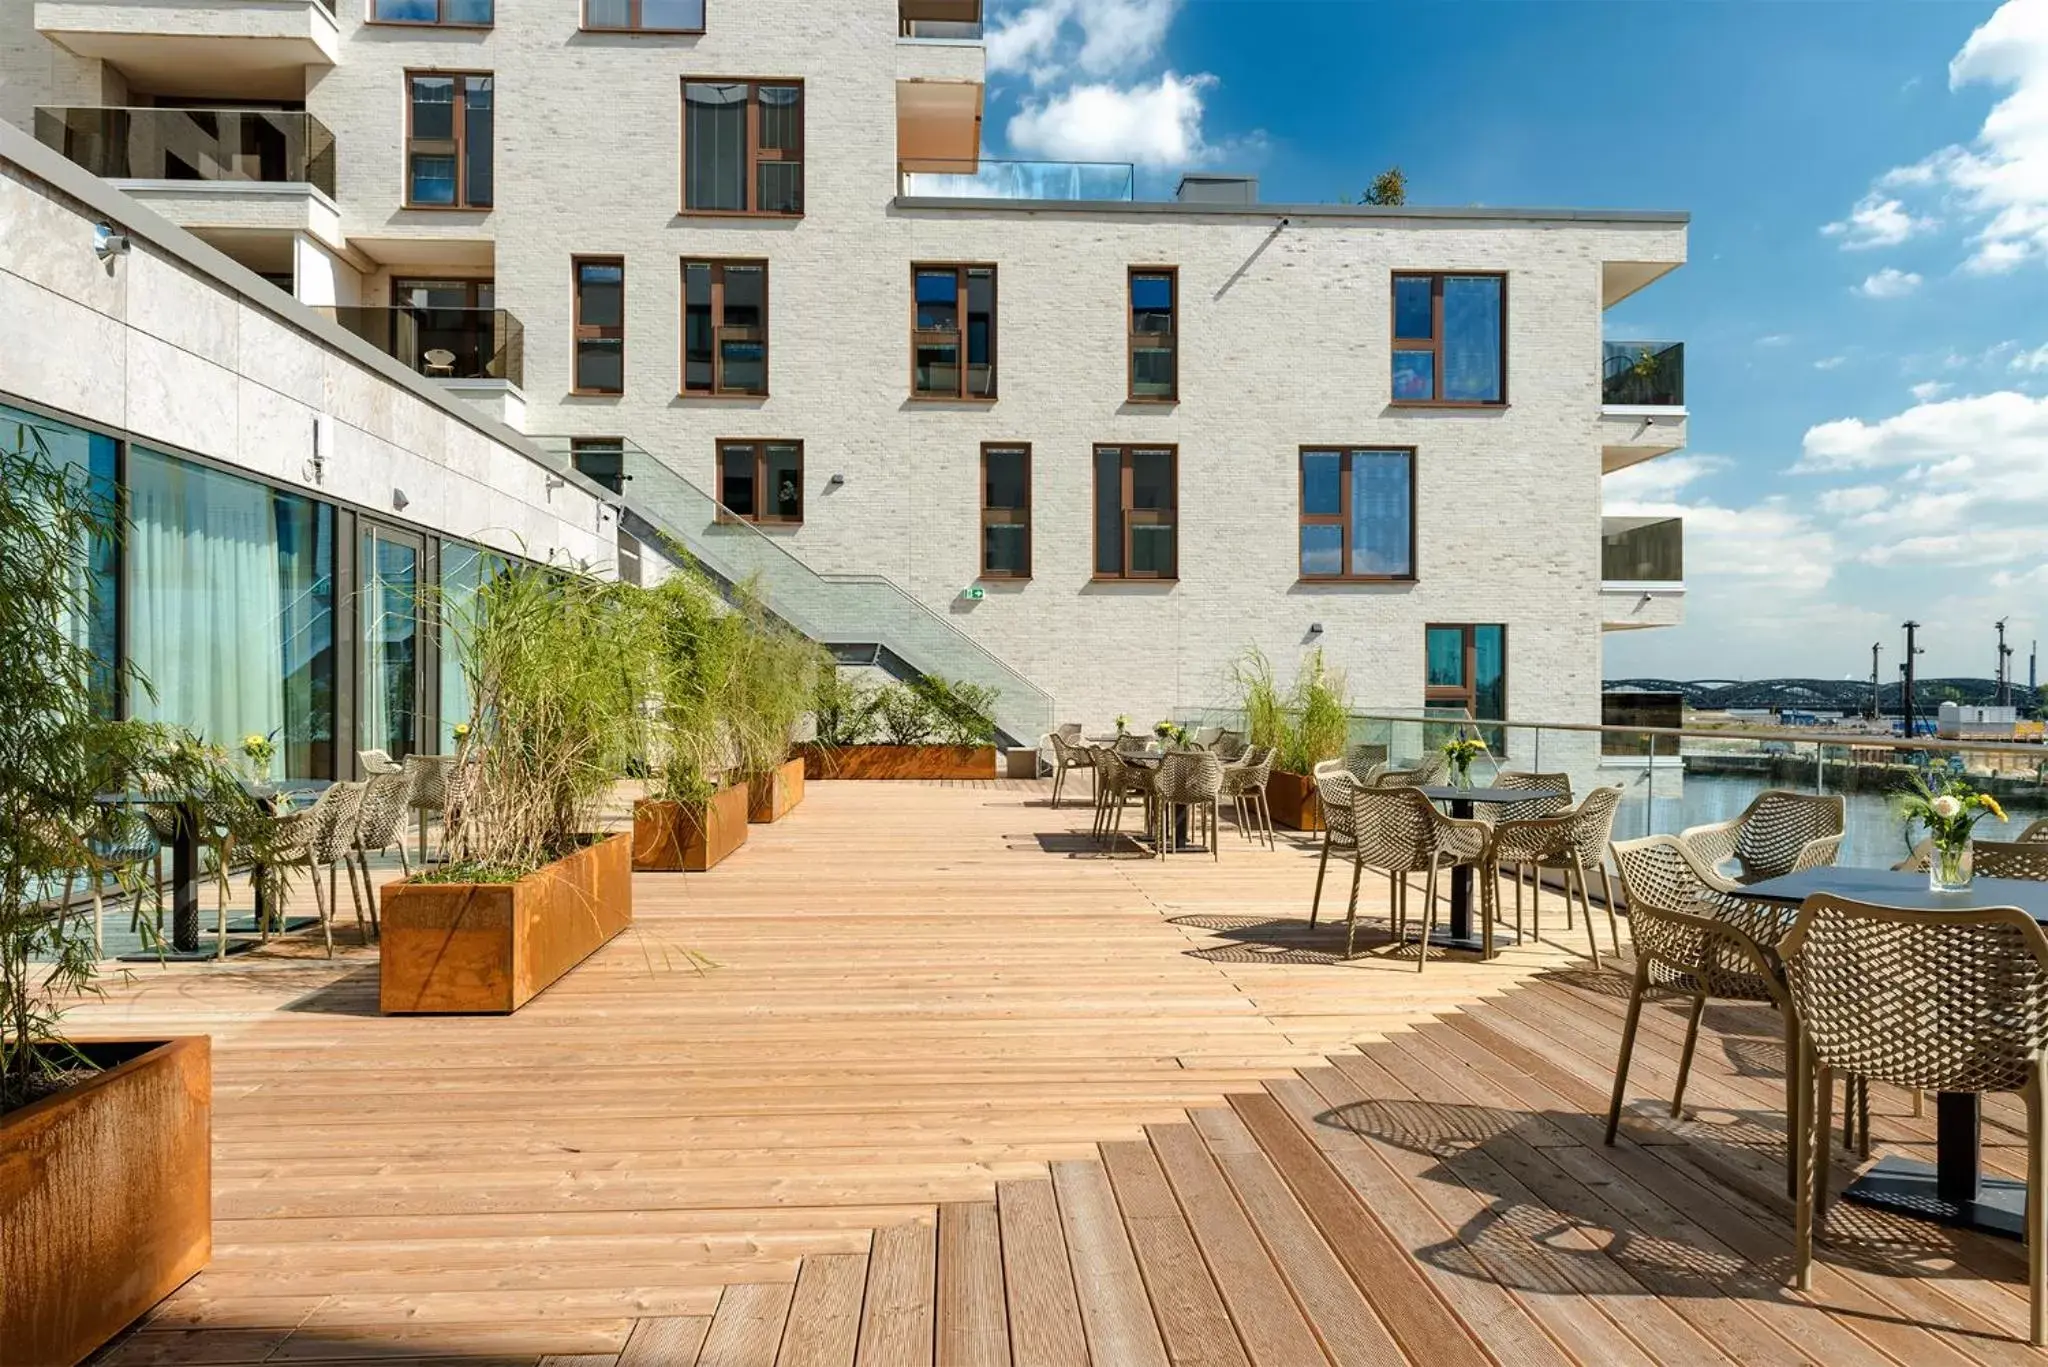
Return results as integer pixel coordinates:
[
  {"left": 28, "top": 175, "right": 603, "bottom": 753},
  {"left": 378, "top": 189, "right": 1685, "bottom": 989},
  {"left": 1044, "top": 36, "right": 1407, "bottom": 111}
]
[
  {"left": 746, "top": 757, "right": 806, "bottom": 824},
  {"left": 379, "top": 832, "right": 632, "bottom": 1015},
  {"left": 633, "top": 789, "right": 749, "bottom": 871},
  {"left": 798, "top": 744, "right": 998, "bottom": 781},
  {"left": 1, "top": 1037, "right": 211, "bottom": 1367},
  {"left": 1267, "top": 770, "right": 1325, "bottom": 832}
]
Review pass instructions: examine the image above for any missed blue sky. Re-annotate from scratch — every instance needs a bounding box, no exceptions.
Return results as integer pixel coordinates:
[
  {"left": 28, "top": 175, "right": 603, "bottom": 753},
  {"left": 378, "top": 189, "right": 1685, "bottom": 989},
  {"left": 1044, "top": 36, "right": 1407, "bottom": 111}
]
[{"left": 982, "top": 0, "right": 2048, "bottom": 683}]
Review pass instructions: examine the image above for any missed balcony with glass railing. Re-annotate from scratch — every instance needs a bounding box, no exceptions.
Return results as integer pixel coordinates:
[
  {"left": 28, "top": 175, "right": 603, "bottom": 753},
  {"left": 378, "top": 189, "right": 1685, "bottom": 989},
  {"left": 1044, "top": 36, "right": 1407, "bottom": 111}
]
[
  {"left": 1602, "top": 340, "right": 1685, "bottom": 408},
  {"left": 324, "top": 306, "right": 524, "bottom": 390},
  {"left": 36, "top": 106, "right": 337, "bottom": 194},
  {"left": 897, "top": 158, "right": 1136, "bottom": 202},
  {"left": 899, "top": 0, "right": 980, "bottom": 39},
  {"left": 1600, "top": 515, "right": 1683, "bottom": 630}
]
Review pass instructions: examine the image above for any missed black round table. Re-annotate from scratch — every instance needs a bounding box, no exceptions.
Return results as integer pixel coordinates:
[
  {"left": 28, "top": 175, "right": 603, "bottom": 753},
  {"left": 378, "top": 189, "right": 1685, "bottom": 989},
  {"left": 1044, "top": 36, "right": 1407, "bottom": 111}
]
[{"left": 1413, "top": 784, "right": 1564, "bottom": 952}]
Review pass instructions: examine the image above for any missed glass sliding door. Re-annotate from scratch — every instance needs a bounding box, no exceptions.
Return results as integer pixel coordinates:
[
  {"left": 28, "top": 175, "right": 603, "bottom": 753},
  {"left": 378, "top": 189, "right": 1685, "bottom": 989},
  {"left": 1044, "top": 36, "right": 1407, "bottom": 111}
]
[
  {"left": 3, "top": 404, "right": 118, "bottom": 713},
  {"left": 360, "top": 524, "right": 424, "bottom": 762},
  {"left": 127, "top": 446, "right": 335, "bottom": 776}
]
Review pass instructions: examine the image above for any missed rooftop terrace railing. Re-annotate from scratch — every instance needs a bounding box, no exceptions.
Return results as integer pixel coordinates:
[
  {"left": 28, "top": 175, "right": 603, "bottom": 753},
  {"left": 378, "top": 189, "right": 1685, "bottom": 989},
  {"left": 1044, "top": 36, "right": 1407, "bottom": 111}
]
[
  {"left": 1168, "top": 706, "right": 2048, "bottom": 870},
  {"left": 898, "top": 158, "right": 1136, "bottom": 202},
  {"left": 323, "top": 306, "right": 524, "bottom": 388},
  {"left": 531, "top": 435, "right": 1055, "bottom": 745},
  {"left": 34, "top": 106, "right": 337, "bottom": 198},
  {"left": 1602, "top": 340, "right": 1685, "bottom": 408}
]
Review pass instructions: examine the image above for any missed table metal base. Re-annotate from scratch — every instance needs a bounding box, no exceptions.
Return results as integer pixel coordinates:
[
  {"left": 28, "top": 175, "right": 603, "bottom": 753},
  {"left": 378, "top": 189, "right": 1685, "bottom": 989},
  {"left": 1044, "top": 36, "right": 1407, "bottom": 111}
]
[
  {"left": 1839, "top": 1156, "right": 2028, "bottom": 1241},
  {"left": 1424, "top": 926, "right": 1521, "bottom": 953}
]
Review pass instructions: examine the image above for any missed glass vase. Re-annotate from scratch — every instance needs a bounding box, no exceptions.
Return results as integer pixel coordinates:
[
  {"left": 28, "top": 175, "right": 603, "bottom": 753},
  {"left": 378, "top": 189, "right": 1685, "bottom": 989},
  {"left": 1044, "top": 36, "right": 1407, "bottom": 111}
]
[
  {"left": 1929, "top": 838, "right": 1973, "bottom": 893},
  {"left": 1452, "top": 759, "right": 1474, "bottom": 790}
]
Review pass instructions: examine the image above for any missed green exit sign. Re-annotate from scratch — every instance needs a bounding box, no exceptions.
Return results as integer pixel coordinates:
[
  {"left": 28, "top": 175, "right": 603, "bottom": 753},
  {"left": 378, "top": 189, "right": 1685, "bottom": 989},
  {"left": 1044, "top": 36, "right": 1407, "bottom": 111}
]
[{"left": 961, "top": 586, "right": 986, "bottom": 601}]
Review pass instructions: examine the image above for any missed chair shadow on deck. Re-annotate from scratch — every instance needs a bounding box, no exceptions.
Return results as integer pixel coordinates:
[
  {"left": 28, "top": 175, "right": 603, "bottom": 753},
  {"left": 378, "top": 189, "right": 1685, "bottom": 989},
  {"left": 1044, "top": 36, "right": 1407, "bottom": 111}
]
[
  {"left": 1167, "top": 912, "right": 1420, "bottom": 966},
  {"left": 1309, "top": 1087, "right": 2023, "bottom": 1315}
]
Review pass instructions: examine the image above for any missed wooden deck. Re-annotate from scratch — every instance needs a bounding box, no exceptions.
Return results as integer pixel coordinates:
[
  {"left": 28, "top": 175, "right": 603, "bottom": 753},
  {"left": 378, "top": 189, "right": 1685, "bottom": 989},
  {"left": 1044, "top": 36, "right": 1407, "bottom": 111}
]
[{"left": 65, "top": 779, "right": 2048, "bottom": 1364}]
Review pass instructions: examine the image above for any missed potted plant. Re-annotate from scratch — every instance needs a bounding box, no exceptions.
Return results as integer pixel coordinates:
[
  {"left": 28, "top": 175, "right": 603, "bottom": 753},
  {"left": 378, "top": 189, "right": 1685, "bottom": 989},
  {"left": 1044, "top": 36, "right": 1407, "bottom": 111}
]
[
  {"left": 1236, "top": 648, "right": 1350, "bottom": 831},
  {"left": 730, "top": 604, "right": 827, "bottom": 824},
  {"left": 1899, "top": 772, "right": 2008, "bottom": 892},
  {"left": 634, "top": 567, "right": 750, "bottom": 870},
  {"left": 799, "top": 673, "right": 1000, "bottom": 780},
  {"left": 380, "top": 561, "right": 646, "bottom": 1014},
  {"left": 1, "top": 430, "right": 212, "bottom": 1363}
]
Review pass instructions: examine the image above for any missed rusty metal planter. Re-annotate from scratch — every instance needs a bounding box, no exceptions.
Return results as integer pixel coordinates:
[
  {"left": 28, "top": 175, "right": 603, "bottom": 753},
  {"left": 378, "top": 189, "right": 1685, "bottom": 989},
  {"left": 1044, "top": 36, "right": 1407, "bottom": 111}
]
[
  {"left": 1267, "top": 770, "right": 1324, "bottom": 832},
  {"left": 1, "top": 1037, "right": 211, "bottom": 1367},
  {"left": 633, "top": 789, "right": 749, "bottom": 872},
  {"left": 746, "top": 757, "right": 806, "bottom": 824},
  {"left": 797, "top": 744, "right": 997, "bottom": 781},
  {"left": 378, "top": 832, "right": 632, "bottom": 1015}
]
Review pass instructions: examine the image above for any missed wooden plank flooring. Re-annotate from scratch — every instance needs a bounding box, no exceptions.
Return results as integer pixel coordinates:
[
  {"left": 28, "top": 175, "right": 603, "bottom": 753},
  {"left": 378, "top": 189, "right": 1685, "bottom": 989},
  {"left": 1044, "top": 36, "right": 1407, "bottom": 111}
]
[{"left": 66, "top": 778, "right": 2048, "bottom": 1364}]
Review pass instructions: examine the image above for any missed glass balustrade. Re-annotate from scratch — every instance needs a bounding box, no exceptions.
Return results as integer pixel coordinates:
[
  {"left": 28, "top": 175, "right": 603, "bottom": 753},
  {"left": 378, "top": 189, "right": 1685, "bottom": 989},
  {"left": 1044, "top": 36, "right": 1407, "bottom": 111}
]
[
  {"left": 1601, "top": 340, "right": 1685, "bottom": 407},
  {"left": 898, "top": 158, "right": 1136, "bottom": 202},
  {"left": 34, "top": 107, "right": 338, "bottom": 198},
  {"left": 532, "top": 436, "right": 1054, "bottom": 746},
  {"left": 325, "top": 307, "right": 525, "bottom": 387},
  {"left": 1600, "top": 516, "right": 1683, "bottom": 582}
]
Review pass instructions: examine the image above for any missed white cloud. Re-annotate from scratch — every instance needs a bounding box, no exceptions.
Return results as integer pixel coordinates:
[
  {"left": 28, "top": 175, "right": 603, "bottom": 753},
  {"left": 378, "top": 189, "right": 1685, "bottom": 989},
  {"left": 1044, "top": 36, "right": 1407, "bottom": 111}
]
[
  {"left": 2014, "top": 343, "right": 2048, "bottom": 371},
  {"left": 1911, "top": 380, "right": 1953, "bottom": 400},
  {"left": 1603, "top": 457, "right": 1837, "bottom": 590},
  {"left": 987, "top": 0, "right": 1181, "bottom": 82},
  {"left": 1822, "top": 193, "right": 1939, "bottom": 248},
  {"left": 1814, "top": 355, "right": 1848, "bottom": 370},
  {"left": 1817, "top": 484, "right": 1891, "bottom": 515},
  {"left": 1854, "top": 267, "right": 1924, "bottom": 298},
  {"left": 1600, "top": 454, "right": 1726, "bottom": 508},
  {"left": 1799, "top": 390, "right": 2048, "bottom": 472},
  {"left": 1756, "top": 333, "right": 1792, "bottom": 347},
  {"left": 1006, "top": 72, "right": 1217, "bottom": 167},
  {"left": 1858, "top": 1, "right": 2048, "bottom": 274}
]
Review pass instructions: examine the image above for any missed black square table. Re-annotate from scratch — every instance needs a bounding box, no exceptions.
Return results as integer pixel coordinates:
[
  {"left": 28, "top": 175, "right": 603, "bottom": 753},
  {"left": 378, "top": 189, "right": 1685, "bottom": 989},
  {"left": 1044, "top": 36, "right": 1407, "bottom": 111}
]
[
  {"left": 1414, "top": 784, "right": 1564, "bottom": 952},
  {"left": 1746, "top": 865, "right": 2048, "bottom": 1240}
]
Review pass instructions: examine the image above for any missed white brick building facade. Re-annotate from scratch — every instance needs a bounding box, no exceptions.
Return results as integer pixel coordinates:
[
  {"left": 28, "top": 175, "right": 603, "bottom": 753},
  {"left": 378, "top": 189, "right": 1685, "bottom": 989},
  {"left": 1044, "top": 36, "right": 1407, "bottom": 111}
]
[{"left": 2, "top": 0, "right": 1689, "bottom": 739}]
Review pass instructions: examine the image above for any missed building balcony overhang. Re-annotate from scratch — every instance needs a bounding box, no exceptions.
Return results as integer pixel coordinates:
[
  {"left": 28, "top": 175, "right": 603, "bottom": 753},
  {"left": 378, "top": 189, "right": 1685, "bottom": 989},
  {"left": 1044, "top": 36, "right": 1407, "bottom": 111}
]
[
  {"left": 115, "top": 178, "right": 343, "bottom": 252},
  {"left": 1600, "top": 409, "right": 1688, "bottom": 472},
  {"left": 1602, "top": 258, "right": 1682, "bottom": 309},
  {"left": 896, "top": 79, "right": 984, "bottom": 171},
  {"left": 35, "top": 0, "right": 339, "bottom": 98},
  {"left": 1601, "top": 583, "right": 1687, "bottom": 631}
]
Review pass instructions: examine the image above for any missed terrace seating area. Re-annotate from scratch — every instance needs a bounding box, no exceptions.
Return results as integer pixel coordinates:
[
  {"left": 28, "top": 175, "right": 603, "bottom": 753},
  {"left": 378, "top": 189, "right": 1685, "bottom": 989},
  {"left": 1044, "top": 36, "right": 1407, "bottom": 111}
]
[{"left": 54, "top": 774, "right": 2048, "bottom": 1364}]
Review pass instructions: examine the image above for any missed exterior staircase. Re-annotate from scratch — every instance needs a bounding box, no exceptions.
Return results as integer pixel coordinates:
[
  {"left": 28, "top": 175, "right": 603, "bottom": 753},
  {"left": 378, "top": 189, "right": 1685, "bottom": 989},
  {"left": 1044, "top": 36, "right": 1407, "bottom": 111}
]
[{"left": 533, "top": 436, "right": 1054, "bottom": 747}]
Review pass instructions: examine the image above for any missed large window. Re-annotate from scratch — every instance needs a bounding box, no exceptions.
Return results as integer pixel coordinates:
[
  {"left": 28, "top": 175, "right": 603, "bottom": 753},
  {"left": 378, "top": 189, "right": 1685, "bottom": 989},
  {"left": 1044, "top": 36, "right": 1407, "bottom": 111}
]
[
  {"left": 1093, "top": 444, "right": 1176, "bottom": 580},
  {"left": 683, "top": 260, "right": 768, "bottom": 395},
  {"left": 573, "top": 258, "right": 625, "bottom": 394},
  {"left": 912, "top": 265, "right": 996, "bottom": 399},
  {"left": 375, "top": 0, "right": 492, "bottom": 25},
  {"left": 718, "top": 440, "right": 802, "bottom": 524},
  {"left": 127, "top": 447, "right": 335, "bottom": 779},
  {"left": 682, "top": 80, "right": 803, "bottom": 215},
  {"left": 406, "top": 73, "right": 493, "bottom": 208},
  {"left": 1298, "top": 447, "right": 1414, "bottom": 581},
  {"left": 583, "top": 0, "right": 702, "bottom": 31},
  {"left": 438, "top": 541, "right": 507, "bottom": 753},
  {"left": 5, "top": 404, "right": 117, "bottom": 713},
  {"left": 980, "top": 444, "right": 1030, "bottom": 579},
  {"left": 1391, "top": 272, "right": 1505, "bottom": 405},
  {"left": 1128, "top": 267, "right": 1177, "bottom": 402},
  {"left": 1426, "top": 623, "right": 1507, "bottom": 752}
]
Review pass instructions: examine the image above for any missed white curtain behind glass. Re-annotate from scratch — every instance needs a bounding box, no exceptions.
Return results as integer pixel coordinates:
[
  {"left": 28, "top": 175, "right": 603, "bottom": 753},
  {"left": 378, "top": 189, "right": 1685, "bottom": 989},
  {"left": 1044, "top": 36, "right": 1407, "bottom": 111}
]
[
  {"left": 438, "top": 544, "right": 481, "bottom": 752},
  {"left": 128, "top": 448, "right": 284, "bottom": 750}
]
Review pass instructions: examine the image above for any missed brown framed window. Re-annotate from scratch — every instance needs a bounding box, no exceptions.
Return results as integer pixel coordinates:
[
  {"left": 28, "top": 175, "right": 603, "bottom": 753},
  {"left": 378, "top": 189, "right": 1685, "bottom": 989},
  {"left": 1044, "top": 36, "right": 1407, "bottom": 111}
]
[
  {"left": 1128, "top": 267, "right": 1176, "bottom": 402},
  {"left": 405, "top": 72, "right": 493, "bottom": 207},
  {"left": 912, "top": 264, "right": 996, "bottom": 399},
  {"left": 572, "top": 257, "right": 624, "bottom": 394},
  {"left": 1093, "top": 444, "right": 1176, "bottom": 580},
  {"left": 1298, "top": 447, "right": 1415, "bottom": 581},
  {"left": 584, "top": 0, "right": 702, "bottom": 31},
  {"left": 682, "top": 80, "right": 803, "bottom": 215},
  {"left": 1426, "top": 623, "right": 1507, "bottom": 752},
  {"left": 980, "top": 443, "right": 1030, "bottom": 579},
  {"left": 682, "top": 260, "right": 768, "bottom": 395},
  {"left": 718, "top": 439, "right": 802, "bottom": 524},
  {"left": 1390, "top": 272, "right": 1506, "bottom": 405},
  {"left": 374, "top": 0, "right": 491, "bottom": 26}
]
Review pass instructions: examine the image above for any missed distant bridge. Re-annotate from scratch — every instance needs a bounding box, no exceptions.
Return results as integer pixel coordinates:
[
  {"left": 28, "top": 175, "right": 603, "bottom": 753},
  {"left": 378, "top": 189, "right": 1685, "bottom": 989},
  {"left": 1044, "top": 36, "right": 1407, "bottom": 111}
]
[{"left": 1605, "top": 677, "right": 2041, "bottom": 714}]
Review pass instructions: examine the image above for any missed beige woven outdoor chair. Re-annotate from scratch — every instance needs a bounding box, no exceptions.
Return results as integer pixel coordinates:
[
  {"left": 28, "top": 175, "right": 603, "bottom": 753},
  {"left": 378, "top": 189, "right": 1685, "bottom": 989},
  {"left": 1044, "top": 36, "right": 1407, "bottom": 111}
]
[
  {"left": 1680, "top": 790, "right": 1845, "bottom": 885},
  {"left": 1089, "top": 748, "right": 1149, "bottom": 848},
  {"left": 1485, "top": 770, "right": 1574, "bottom": 933},
  {"left": 1343, "top": 743, "right": 1390, "bottom": 782},
  {"left": 1212, "top": 730, "right": 1249, "bottom": 762},
  {"left": 1308, "top": 766, "right": 1360, "bottom": 933},
  {"left": 354, "top": 769, "right": 416, "bottom": 897},
  {"left": 1221, "top": 745, "right": 1275, "bottom": 848},
  {"left": 1973, "top": 840, "right": 2048, "bottom": 881},
  {"left": 358, "top": 748, "right": 403, "bottom": 775},
  {"left": 1606, "top": 835, "right": 1812, "bottom": 1181},
  {"left": 1193, "top": 726, "right": 1226, "bottom": 750},
  {"left": 1374, "top": 752, "right": 1449, "bottom": 789},
  {"left": 1046, "top": 730, "right": 1093, "bottom": 810},
  {"left": 270, "top": 780, "right": 369, "bottom": 957},
  {"left": 2020, "top": 818, "right": 2048, "bottom": 844},
  {"left": 1152, "top": 751, "right": 1224, "bottom": 861},
  {"left": 1347, "top": 786, "right": 1488, "bottom": 968},
  {"left": 403, "top": 753, "right": 455, "bottom": 862},
  {"left": 1524, "top": 787, "right": 1626, "bottom": 965},
  {"left": 1780, "top": 895, "right": 2048, "bottom": 1343}
]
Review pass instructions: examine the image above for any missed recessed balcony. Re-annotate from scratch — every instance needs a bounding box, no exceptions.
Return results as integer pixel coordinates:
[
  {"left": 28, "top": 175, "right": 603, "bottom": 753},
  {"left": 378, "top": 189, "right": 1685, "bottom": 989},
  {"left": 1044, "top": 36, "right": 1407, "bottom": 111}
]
[
  {"left": 1600, "top": 514, "right": 1684, "bottom": 630},
  {"left": 324, "top": 304, "right": 526, "bottom": 427},
  {"left": 899, "top": 0, "right": 980, "bottom": 39},
  {"left": 35, "top": 0, "right": 338, "bottom": 100},
  {"left": 34, "top": 106, "right": 343, "bottom": 248}
]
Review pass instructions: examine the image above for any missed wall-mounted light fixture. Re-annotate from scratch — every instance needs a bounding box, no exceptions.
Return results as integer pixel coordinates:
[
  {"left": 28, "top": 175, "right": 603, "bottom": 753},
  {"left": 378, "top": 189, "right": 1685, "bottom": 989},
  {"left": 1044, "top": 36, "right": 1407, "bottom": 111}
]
[
  {"left": 1308, "top": 622, "right": 1324, "bottom": 636},
  {"left": 92, "top": 222, "right": 129, "bottom": 262},
  {"left": 544, "top": 474, "right": 566, "bottom": 495},
  {"left": 827, "top": 473, "right": 846, "bottom": 487},
  {"left": 392, "top": 488, "right": 409, "bottom": 512},
  {"left": 305, "top": 414, "right": 332, "bottom": 485}
]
